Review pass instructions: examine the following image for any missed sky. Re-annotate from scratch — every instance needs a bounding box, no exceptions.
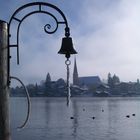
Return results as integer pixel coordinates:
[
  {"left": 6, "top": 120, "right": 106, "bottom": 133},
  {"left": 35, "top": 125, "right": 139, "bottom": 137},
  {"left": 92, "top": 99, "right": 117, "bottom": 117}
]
[{"left": 1, "top": 0, "right": 140, "bottom": 86}]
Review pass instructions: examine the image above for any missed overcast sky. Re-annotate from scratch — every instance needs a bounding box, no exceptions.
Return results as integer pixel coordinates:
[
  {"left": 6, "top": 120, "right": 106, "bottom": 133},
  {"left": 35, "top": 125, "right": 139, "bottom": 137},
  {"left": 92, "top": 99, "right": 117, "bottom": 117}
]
[{"left": 1, "top": 0, "right": 140, "bottom": 86}]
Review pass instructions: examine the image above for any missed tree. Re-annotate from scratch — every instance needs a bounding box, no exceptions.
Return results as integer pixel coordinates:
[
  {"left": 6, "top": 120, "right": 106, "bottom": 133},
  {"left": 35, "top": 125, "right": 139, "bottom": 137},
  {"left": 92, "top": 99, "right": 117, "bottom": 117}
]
[
  {"left": 107, "top": 73, "right": 113, "bottom": 87},
  {"left": 35, "top": 83, "right": 38, "bottom": 95},
  {"left": 112, "top": 74, "right": 120, "bottom": 85},
  {"left": 45, "top": 73, "right": 51, "bottom": 84},
  {"left": 108, "top": 73, "right": 120, "bottom": 86},
  {"left": 137, "top": 79, "right": 140, "bottom": 84}
]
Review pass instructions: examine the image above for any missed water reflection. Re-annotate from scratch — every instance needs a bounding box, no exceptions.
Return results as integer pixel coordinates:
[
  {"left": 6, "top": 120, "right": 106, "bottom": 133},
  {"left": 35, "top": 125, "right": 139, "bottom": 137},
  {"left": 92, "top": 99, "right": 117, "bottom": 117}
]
[
  {"left": 71, "top": 99, "right": 79, "bottom": 138},
  {"left": 45, "top": 99, "right": 51, "bottom": 127},
  {"left": 107, "top": 99, "right": 121, "bottom": 139},
  {"left": 11, "top": 97, "right": 140, "bottom": 140}
]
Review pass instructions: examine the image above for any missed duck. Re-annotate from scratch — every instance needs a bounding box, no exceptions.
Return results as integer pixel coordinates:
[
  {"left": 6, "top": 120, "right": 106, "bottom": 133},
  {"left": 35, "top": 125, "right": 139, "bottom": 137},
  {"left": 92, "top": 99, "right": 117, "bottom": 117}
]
[
  {"left": 132, "top": 114, "right": 136, "bottom": 116},
  {"left": 92, "top": 116, "right": 95, "bottom": 120},
  {"left": 70, "top": 116, "right": 74, "bottom": 119},
  {"left": 126, "top": 115, "right": 130, "bottom": 118}
]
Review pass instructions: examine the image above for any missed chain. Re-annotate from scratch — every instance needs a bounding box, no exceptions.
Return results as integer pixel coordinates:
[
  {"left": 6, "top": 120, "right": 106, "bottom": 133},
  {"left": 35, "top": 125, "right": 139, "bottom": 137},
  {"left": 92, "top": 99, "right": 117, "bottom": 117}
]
[{"left": 65, "top": 58, "right": 71, "bottom": 106}]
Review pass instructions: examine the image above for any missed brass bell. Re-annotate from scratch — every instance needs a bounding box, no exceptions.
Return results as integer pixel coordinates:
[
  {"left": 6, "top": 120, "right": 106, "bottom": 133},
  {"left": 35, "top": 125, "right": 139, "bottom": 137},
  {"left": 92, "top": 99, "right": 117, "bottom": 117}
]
[{"left": 58, "top": 37, "right": 77, "bottom": 58}]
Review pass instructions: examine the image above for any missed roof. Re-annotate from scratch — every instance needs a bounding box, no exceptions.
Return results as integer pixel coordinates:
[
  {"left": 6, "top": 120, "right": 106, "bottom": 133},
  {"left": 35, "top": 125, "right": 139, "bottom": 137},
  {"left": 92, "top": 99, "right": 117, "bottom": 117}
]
[{"left": 79, "top": 76, "right": 101, "bottom": 86}]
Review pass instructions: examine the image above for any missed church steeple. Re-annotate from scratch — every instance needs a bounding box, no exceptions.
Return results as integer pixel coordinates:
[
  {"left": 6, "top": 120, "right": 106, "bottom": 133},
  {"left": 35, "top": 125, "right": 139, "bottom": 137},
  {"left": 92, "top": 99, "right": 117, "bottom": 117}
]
[{"left": 73, "top": 57, "right": 79, "bottom": 85}]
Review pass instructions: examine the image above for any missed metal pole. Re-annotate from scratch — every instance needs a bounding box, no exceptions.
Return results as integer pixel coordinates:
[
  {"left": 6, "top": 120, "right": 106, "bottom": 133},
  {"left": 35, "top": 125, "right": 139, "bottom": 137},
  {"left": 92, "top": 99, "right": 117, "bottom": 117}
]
[{"left": 0, "top": 20, "right": 11, "bottom": 140}]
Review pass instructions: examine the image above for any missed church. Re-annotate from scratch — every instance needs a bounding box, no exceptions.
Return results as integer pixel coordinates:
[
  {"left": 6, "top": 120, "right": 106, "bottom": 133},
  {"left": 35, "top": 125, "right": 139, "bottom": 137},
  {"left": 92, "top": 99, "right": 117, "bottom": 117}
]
[{"left": 73, "top": 58, "right": 101, "bottom": 87}]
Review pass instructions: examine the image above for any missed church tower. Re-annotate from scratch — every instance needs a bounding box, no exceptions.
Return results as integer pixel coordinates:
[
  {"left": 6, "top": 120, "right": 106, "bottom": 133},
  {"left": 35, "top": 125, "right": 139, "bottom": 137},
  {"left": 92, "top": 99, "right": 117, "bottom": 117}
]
[{"left": 73, "top": 57, "right": 79, "bottom": 85}]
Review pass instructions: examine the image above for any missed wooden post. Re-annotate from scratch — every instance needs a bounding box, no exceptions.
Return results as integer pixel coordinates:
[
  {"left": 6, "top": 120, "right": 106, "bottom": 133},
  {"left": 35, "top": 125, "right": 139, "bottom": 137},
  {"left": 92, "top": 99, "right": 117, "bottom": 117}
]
[{"left": 0, "top": 20, "right": 11, "bottom": 140}]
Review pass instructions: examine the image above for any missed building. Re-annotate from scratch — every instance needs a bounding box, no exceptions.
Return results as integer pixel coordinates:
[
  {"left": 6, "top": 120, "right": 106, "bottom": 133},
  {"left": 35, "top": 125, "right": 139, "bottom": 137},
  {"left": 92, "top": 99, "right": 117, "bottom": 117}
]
[
  {"left": 79, "top": 76, "right": 101, "bottom": 87},
  {"left": 73, "top": 57, "right": 101, "bottom": 87}
]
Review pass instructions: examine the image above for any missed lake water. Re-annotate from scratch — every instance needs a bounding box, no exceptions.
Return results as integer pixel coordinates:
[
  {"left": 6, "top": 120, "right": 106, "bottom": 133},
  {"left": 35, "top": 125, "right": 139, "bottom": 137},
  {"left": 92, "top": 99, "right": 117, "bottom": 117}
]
[{"left": 10, "top": 97, "right": 140, "bottom": 140}]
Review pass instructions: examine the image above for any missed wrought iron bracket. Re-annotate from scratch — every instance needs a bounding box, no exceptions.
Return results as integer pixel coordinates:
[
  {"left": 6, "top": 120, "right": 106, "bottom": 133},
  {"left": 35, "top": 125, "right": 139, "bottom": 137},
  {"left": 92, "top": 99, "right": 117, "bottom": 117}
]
[{"left": 7, "top": 2, "right": 71, "bottom": 86}]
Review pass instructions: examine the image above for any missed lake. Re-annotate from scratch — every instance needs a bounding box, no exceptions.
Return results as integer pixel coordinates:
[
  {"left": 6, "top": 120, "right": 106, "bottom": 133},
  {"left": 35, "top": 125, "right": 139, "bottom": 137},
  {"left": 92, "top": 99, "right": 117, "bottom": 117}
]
[{"left": 10, "top": 97, "right": 140, "bottom": 140}]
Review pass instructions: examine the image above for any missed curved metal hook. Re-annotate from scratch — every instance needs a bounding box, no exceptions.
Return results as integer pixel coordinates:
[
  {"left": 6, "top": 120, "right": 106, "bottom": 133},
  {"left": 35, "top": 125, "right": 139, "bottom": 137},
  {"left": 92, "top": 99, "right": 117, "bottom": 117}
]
[
  {"left": 10, "top": 76, "right": 31, "bottom": 129},
  {"left": 8, "top": 2, "right": 70, "bottom": 86}
]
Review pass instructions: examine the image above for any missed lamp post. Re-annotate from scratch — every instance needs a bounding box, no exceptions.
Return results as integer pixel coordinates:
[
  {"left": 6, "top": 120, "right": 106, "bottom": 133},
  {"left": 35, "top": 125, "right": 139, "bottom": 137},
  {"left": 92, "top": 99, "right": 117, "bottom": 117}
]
[{"left": 0, "top": 2, "right": 77, "bottom": 140}]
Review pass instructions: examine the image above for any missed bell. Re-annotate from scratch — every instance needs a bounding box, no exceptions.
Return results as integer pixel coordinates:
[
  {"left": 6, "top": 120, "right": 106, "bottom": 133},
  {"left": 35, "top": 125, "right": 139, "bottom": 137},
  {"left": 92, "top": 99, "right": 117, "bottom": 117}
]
[{"left": 58, "top": 37, "right": 77, "bottom": 58}]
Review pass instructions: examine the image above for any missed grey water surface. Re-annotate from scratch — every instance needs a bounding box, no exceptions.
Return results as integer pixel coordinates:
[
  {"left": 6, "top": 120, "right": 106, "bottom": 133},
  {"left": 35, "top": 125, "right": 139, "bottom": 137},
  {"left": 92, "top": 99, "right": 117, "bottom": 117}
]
[{"left": 10, "top": 97, "right": 140, "bottom": 140}]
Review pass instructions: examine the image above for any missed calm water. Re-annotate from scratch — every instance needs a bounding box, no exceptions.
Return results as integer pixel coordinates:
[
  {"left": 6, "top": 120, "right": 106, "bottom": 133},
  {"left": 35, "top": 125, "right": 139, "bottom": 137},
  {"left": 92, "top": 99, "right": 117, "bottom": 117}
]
[{"left": 10, "top": 97, "right": 140, "bottom": 140}]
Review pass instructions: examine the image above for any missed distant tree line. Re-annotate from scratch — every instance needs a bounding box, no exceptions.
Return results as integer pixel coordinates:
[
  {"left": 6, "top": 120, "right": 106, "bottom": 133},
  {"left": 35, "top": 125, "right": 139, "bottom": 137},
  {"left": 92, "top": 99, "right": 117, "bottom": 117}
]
[
  {"left": 10, "top": 73, "right": 67, "bottom": 97},
  {"left": 10, "top": 72, "right": 140, "bottom": 97},
  {"left": 107, "top": 73, "right": 140, "bottom": 96}
]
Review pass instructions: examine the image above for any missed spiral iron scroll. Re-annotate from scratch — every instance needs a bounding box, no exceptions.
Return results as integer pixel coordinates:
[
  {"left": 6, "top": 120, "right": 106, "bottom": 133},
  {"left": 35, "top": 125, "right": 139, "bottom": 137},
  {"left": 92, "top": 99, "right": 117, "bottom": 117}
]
[
  {"left": 43, "top": 10, "right": 59, "bottom": 34},
  {"left": 44, "top": 19, "right": 58, "bottom": 34}
]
